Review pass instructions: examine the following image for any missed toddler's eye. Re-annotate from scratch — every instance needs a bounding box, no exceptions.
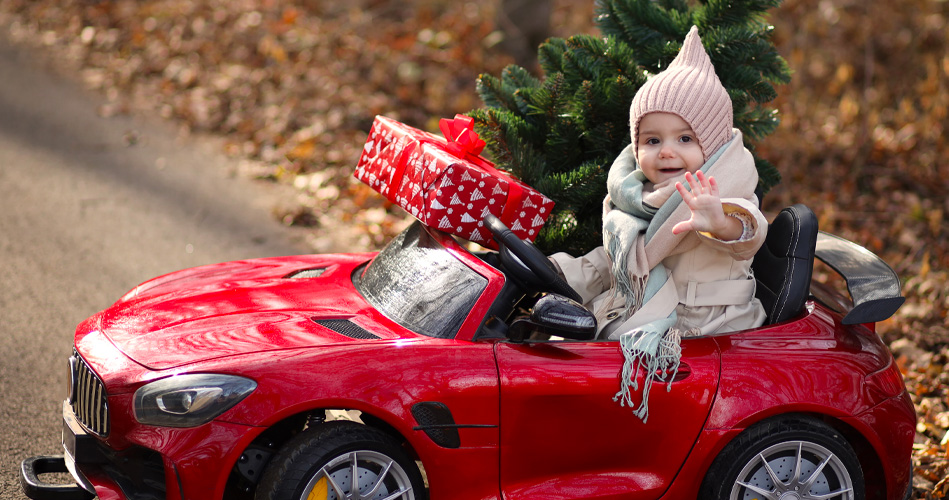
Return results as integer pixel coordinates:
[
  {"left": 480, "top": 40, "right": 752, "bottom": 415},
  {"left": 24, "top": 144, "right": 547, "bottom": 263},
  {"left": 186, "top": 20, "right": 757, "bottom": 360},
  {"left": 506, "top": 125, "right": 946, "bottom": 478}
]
[
  {"left": 645, "top": 137, "right": 660, "bottom": 145},
  {"left": 680, "top": 135, "right": 694, "bottom": 143}
]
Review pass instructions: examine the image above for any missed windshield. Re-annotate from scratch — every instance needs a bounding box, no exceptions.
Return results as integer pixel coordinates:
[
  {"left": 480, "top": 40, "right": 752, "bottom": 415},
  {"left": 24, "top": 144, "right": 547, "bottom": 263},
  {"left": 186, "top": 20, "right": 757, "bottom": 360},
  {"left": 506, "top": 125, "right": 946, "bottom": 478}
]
[{"left": 355, "top": 222, "right": 488, "bottom": 338}]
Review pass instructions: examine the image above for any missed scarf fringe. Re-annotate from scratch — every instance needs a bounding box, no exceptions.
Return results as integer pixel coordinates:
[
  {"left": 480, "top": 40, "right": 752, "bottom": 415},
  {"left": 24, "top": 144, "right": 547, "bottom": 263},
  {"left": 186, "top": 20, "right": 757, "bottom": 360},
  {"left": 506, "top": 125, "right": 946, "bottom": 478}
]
[
  {"left": 612, "top": 328, "right": 682, "bottom": 423},
  {"left": 605, "top": 230, "right": 648, "bottom": 317}
]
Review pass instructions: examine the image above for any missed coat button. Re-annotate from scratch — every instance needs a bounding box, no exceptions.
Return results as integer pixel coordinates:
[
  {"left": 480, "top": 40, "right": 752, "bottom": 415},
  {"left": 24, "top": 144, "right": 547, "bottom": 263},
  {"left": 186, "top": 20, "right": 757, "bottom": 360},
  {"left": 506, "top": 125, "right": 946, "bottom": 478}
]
[{"left": 606, "top": 311, "right": 619, "bottom": 320}]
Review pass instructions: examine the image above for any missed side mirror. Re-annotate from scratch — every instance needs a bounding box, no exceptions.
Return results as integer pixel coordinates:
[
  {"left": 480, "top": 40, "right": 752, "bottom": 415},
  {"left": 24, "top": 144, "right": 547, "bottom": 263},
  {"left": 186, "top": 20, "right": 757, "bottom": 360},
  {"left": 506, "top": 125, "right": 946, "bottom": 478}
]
[{"left": 509, "top": 294, "right": 597, "bottom": 342}]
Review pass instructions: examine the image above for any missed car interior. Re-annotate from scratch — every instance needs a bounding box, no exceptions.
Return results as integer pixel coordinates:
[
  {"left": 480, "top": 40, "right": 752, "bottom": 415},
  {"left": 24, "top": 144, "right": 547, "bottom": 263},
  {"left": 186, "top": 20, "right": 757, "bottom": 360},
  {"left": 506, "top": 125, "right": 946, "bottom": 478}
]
[{"left": 475, "top": 204, "right": 820, "bottom": 341}]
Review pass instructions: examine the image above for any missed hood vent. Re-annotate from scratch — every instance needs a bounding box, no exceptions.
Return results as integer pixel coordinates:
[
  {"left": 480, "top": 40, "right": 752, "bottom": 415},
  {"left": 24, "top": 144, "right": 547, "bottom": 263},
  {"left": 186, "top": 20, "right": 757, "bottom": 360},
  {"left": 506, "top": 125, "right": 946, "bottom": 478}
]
[
  {"left": 312, "top": 319, "right": 380, "bottom": 340},
  {"left": 285, "top": 268, "right": 325, "bottom": 279}
]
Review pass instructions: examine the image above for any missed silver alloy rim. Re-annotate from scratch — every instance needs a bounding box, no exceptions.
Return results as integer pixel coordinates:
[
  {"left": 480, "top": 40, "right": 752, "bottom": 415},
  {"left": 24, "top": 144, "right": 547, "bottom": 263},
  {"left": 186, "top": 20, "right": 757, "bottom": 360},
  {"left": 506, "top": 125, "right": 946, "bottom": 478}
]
[
  {"left": 731, "top": 441, "right": 855, "bottom": 500},
  {"left": 300, "top": 450, "right": 415, "bottom": 500}
]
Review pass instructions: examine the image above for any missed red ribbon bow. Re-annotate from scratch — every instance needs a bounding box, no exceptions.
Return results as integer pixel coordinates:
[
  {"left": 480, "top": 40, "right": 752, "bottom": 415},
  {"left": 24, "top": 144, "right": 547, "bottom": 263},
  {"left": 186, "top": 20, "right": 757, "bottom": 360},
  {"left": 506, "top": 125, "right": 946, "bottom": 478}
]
[{"left": 438, "top": 114, "right": 486, "bottom": 158}]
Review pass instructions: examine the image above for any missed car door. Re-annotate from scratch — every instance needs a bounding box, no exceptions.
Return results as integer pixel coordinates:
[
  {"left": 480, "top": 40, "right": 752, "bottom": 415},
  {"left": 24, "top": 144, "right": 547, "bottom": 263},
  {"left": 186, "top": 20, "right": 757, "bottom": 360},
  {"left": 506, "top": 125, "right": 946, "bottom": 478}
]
[{"left": 495, "top": 336, "right": 720, "bottom": 500}]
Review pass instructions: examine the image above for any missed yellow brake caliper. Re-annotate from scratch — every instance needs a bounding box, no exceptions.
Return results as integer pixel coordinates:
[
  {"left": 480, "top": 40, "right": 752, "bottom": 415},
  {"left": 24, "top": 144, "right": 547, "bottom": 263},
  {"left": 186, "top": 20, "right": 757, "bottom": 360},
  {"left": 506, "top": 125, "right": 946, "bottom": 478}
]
[{"left": 306, "top": 477, "right": 328, "bottom": 500}]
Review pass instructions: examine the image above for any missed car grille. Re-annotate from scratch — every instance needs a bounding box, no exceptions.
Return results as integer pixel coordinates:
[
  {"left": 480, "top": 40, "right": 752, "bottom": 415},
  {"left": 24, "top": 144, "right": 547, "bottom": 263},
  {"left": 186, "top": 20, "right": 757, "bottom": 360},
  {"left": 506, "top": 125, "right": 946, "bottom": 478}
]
[{"left": 70, "top": 351, "right": 110, "bottom": 437}]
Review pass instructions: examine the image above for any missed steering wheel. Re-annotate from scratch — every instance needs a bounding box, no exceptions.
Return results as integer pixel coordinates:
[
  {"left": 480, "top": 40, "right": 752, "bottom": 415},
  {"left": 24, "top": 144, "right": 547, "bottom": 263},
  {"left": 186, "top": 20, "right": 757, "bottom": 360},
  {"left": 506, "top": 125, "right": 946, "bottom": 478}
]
[{"left": 483, "top": 213, "right": 582, "bottom": 303}]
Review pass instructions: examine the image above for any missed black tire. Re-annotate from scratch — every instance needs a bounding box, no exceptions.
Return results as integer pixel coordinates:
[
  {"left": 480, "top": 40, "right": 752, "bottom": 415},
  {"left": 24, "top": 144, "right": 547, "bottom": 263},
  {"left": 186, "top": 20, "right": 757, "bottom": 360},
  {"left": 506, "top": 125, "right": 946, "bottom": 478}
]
[
  {"left": 699, "top": 415, "right": 865, "bottom": 500},
  {"left": 256, "top": 421, "right": 427, "bottom": 500}
]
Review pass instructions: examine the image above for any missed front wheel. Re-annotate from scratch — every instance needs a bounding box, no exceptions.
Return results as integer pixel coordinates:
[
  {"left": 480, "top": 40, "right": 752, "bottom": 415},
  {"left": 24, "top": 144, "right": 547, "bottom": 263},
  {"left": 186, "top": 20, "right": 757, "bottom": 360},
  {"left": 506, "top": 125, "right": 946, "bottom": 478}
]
[
  {"left": 700, "top": 416, "right": 864, "bottom": 500},
  {"left": 256, "top": 421, "right": 426, "bottom": 500}
]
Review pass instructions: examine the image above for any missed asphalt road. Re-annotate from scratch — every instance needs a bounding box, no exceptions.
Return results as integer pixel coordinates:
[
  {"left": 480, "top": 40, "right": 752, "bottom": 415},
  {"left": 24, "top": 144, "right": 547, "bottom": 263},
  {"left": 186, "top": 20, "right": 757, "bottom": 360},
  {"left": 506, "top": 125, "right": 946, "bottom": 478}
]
[{"left": 0, "top": 39, "right": 316, "bottom": 498}]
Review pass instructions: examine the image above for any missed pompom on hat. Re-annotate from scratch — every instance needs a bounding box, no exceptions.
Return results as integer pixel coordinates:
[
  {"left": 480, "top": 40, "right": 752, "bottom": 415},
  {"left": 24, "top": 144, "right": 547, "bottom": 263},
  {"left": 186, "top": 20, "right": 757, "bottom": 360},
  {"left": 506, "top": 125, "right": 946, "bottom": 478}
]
[{"left": 630, "top": 26, "right": 733, "bottom": 161}]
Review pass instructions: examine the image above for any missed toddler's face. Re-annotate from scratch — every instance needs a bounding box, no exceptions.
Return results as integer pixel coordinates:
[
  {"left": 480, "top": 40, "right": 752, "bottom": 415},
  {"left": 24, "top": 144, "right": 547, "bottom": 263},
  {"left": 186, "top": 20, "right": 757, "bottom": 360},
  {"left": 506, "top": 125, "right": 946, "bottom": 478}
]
[{"left": 636, "top": 112, "right": 704, "bottom": 184}]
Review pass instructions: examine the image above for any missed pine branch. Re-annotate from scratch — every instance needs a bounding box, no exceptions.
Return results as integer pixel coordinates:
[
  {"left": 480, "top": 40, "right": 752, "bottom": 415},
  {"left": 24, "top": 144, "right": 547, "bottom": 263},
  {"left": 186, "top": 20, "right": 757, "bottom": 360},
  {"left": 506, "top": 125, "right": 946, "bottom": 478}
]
[
  {"left": 538, "top": 37, "right": 568, "bottom": 75},
  {"left": 471, "top": 0, "right": 789, "bottom": 254},
  {"left": 754, "top": 156, "right": 781, "bottom": 194},
  {"left": 735, "top": 106, "right": 780, "bottom": 142},
  {"left": 595, "top": 0, "right": 685, "bottom": 70},
  {"left": 476, "top": 73, "right": 518, "bottom": 111},
  {"left": 699, "top": 0, "right": 781, "bottom": 27},
  {"left": 501, "top": 64, "right": 541, "bottom": 91}
]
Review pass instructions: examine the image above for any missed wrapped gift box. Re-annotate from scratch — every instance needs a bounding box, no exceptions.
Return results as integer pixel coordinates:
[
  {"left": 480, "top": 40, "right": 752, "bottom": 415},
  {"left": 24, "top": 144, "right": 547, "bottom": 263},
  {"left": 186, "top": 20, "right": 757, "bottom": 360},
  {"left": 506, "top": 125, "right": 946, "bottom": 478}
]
[{"left": 354, "top": 114, "right": 554, "bottom": 249}]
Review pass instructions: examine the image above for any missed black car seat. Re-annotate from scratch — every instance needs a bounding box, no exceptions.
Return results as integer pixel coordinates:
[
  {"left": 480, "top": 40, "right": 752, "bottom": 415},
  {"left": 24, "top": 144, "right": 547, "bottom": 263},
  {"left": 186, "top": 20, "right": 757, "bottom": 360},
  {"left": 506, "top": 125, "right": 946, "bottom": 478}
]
[{"left": 752, "top": 204, "right": 819, "bottom": 324}]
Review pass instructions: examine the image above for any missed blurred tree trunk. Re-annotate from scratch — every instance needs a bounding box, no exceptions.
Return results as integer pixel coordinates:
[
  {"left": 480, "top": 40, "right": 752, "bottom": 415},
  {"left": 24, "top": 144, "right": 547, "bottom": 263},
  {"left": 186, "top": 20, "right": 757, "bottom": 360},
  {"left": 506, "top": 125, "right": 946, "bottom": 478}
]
[{"left": 496, "top": 0, "right": 551, "bottom": 71}]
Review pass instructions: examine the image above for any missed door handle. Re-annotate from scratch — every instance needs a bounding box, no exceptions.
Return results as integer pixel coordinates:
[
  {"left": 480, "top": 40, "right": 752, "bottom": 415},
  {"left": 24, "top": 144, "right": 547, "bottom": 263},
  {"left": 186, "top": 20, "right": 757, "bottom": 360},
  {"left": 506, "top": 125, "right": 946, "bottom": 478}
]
[{"left": 655, "top": 363, "right": 691, "bottom": 382}]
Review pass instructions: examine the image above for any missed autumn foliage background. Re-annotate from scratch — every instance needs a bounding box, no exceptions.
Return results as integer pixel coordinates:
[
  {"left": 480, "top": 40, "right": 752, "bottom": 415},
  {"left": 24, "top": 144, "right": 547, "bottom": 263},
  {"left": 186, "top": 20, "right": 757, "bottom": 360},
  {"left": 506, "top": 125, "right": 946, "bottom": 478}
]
[{"left": 0, "top": 0, "right": 946, "bottom": 496}]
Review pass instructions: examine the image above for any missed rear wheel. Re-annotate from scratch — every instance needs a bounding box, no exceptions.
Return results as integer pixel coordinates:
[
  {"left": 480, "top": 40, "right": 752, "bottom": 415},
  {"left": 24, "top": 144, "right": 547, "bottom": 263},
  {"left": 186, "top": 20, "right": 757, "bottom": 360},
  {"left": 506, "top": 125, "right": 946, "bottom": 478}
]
[
  {"left": 256, "top": 421, "right": 426, "bottom": 500},
  {"left": 700, "top": 416, "right": 864, "bottom": 500}
]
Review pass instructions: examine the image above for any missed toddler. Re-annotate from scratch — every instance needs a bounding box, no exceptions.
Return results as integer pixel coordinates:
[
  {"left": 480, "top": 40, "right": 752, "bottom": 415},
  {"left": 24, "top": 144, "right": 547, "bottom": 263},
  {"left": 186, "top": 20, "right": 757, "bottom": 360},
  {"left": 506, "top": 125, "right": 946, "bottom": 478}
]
[{"left": 549, "top": 26, "right": 768, "bottom": 419}]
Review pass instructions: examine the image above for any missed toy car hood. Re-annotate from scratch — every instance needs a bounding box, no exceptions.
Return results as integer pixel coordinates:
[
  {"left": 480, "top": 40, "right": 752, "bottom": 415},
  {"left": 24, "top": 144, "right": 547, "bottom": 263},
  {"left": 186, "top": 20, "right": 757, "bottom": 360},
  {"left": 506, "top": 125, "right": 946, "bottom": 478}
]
[{"left": 83, "top": 253, "right": 407, "bottom": 370}]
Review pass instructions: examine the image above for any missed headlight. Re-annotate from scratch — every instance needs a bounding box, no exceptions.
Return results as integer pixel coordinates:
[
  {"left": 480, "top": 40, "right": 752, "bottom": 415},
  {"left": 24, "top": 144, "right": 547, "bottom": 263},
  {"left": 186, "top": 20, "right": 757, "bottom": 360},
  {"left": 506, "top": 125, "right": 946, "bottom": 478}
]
[{"left": 134, "top": 374, "right": 256, "bottom": 428}]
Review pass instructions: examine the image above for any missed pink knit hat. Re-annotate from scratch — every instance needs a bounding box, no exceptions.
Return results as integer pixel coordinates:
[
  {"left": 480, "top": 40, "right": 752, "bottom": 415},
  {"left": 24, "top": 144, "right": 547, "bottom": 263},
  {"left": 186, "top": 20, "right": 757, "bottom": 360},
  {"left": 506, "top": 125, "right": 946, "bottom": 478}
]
[{"left": 630, "top": 26, "right": 733, "bottom": 161}]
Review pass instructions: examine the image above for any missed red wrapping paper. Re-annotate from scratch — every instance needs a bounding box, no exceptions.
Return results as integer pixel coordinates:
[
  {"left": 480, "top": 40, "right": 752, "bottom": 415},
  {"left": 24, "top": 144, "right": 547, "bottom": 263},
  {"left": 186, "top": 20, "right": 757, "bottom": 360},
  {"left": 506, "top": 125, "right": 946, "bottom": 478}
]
[{"left": 354, "top": 114, "right": 554, "bottom": 249}]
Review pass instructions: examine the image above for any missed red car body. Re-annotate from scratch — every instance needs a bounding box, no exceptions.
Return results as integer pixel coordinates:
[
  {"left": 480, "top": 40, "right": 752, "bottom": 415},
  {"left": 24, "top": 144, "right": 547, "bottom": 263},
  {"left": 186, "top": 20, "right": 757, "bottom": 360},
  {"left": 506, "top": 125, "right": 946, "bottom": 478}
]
[{"left": 21, "top": 221, "right": 914, "bottom": 500}]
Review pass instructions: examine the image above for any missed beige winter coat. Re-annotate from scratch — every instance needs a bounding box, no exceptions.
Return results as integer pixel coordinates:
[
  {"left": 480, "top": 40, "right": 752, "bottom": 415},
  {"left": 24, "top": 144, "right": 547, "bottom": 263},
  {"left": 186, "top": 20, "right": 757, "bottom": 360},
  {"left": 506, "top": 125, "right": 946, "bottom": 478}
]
[{"left": 550, "top": 197, "right": 768, "bottom": 339}]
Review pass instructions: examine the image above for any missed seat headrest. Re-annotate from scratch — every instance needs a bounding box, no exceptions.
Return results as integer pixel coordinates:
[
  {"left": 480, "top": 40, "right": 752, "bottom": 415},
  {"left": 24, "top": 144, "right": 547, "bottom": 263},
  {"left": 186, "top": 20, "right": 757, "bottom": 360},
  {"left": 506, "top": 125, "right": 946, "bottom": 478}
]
[{"left": 752, "top": 204, "right": 819, "bottom": 324}]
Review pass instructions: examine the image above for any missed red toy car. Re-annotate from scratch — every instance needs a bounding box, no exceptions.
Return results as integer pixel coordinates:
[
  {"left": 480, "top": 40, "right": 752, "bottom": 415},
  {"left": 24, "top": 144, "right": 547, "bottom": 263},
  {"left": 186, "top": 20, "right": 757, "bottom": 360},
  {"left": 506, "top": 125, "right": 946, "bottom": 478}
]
[{"left": 21, "top": 205, "right": 913, "bottom": 500}]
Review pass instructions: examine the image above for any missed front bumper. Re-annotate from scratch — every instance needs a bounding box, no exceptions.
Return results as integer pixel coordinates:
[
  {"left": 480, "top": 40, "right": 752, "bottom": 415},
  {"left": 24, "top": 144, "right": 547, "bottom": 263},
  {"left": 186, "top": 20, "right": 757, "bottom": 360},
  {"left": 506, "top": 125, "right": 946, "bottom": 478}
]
[
  {"left": 21, "top": 401, "right": 168, "bottom": 500},
  {"left": 20, "top": 401, "right": 101, "bottom": 500},
  {"left": 22, "top": 396, "right": 265, "bottom": 500},
  {"left": 20, "top": 455, "right": 93, "bottom": 500}
]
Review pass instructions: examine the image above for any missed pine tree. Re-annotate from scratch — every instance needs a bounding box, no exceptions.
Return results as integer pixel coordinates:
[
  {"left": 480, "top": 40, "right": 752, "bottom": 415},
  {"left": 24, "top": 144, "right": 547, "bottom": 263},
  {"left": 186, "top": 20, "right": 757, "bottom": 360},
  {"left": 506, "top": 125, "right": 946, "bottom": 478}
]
[{"left": 470, "top": 0, "right": 790, "bottom": 255}]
